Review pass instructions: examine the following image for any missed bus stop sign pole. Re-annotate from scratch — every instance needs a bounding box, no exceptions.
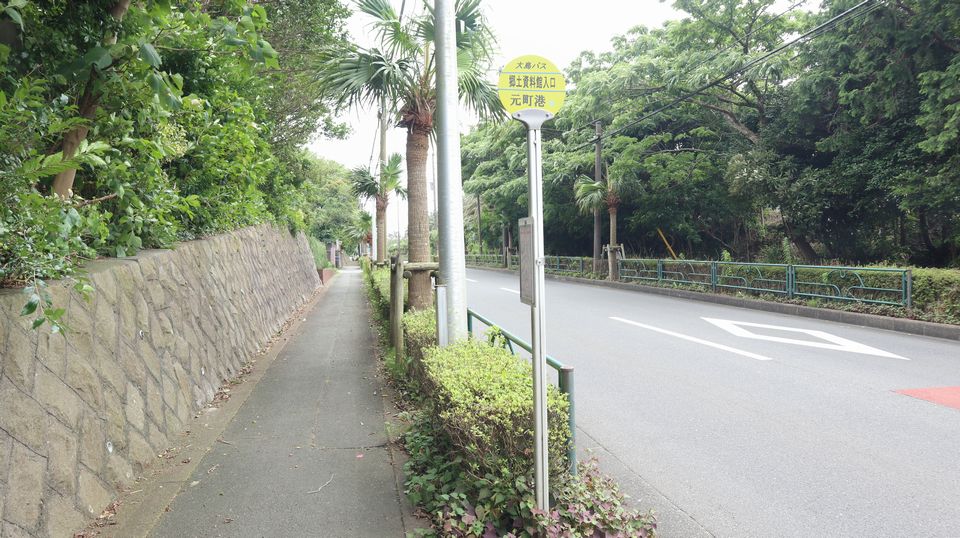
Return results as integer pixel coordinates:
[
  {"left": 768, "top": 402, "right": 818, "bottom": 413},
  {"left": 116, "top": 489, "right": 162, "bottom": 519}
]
[
  {"left": 519, "top": 109, "right": 550, "bottom": 511},
  {"left": 497, "top": 55, "right": 566, "bottom": 512}
]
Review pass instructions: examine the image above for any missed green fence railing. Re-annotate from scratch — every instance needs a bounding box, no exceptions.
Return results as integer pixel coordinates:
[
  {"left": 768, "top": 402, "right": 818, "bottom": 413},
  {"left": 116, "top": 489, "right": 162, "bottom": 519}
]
[
  {"left": 620, "top": 259, "right": 911, "bottom": 307},
  {"left": 464, "top": 254, "right": 504, "bottom": 268},
  {"left": 466, "top": 255, "right": 912, "bottom": 307},
  {"left": 466, "top": 308, "right": 577, "bottom": 476}
]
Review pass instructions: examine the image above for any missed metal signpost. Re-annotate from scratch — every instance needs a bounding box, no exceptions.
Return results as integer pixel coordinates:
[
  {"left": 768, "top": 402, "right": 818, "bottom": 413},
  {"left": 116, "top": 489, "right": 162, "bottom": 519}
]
[{"left": 497, "top": 55, "right": 566, "bottom": 511}]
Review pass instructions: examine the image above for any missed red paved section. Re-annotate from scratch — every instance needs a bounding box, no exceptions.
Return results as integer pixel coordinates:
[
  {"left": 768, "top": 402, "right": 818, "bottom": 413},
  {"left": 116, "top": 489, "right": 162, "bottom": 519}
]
[{"left": 896, "top": 387, "right": 960, "bottom": 410}]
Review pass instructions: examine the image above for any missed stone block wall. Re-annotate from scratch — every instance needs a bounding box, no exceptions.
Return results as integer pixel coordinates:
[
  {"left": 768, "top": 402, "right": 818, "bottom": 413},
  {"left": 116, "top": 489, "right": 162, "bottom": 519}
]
[{"left": 0, "top": 225, "right": 320, "bottom": 537}]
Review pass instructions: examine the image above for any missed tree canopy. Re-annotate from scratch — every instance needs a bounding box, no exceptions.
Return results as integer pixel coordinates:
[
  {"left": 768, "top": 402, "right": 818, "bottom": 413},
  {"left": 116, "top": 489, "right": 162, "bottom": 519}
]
[
  {"left": 0, "top": 0, "right": 363, "bottom": 329},
  {"left": 462, "top": 0, "right": 960, "bottom": 267}
]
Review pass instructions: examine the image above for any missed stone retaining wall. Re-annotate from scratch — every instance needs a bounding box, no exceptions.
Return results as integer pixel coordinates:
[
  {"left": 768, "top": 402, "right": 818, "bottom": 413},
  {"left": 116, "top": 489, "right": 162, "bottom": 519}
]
[{"left": 0, "top": 225, "right": 320, "bottom": 537}]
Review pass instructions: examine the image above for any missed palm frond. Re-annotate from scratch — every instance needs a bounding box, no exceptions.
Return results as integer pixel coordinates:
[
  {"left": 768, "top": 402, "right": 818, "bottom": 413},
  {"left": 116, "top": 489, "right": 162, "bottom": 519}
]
[
  {"left": 380, "top": 152, "right": 407, "bottom": 199},
  {"left": 317, "top": 46, "right": 411, "bottom": 111},
  {"left": 574, "top": 176, "right": 606, "bottom": 214},
  {"left": 457, "top": 50, "right": 502, "bottom": 121},
  {"left": 357, "top": 0, "right": 419, "bottom": 57},
  {"left": 351, "top": 166, "right": 380, "bottom": 201}
]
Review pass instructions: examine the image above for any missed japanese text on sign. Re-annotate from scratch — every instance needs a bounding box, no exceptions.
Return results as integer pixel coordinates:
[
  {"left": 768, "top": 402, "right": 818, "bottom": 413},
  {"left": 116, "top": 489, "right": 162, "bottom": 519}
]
[{"left": 498, "top": 55, "right": 566, "bottom": 116}]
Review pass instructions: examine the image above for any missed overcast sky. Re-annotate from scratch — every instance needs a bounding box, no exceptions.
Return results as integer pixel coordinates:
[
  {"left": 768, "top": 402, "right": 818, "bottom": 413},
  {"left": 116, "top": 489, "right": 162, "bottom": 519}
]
[{"left": 307, "top": 0, "right": 684, "bottom": 235}]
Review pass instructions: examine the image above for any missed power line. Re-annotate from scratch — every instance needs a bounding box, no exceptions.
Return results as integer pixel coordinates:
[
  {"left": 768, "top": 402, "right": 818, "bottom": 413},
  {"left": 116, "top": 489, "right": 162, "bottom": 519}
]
[
  {"left": 368, "top": 120, "right": 378, "bottom": 171},
  {"left": 563, "top": 0, "right": 812, "bottom": 138},
  {"left": 569, "top": 0, "right": 883, "bottom": 152}
]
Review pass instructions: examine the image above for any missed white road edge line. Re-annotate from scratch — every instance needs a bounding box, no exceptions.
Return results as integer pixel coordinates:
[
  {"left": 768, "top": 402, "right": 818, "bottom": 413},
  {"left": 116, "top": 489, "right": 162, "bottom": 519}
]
[
  {"left": 500, "top": 287, "right": 520, "bottom": 294},
  {"left": 610, "top": 316, "right": 775, "bottom": 361},
  {"left": 466, "top": 278, "right": 479, "bottom": 283}
]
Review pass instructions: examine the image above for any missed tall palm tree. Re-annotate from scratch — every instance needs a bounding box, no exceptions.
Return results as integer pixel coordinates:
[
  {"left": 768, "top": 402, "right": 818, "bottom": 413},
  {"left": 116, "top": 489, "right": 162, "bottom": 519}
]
[
  {"left": 318, "top": 3, "right": 408, "bottom": 264},
  {"left": 322, "top": 0, "right": 500, "bottom": 309},
  {"left": 351, "top": 153, "right": 406, "bottom": 262},
  {"left": 575, "top": 172, "right": 626, "bottom": 279}
]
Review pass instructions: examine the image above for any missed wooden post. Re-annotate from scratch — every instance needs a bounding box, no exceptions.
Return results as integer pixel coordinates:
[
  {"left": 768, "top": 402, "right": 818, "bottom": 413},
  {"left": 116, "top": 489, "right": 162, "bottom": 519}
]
[{"left": 390, "top": 257, "right": 405, "bottom": 358}]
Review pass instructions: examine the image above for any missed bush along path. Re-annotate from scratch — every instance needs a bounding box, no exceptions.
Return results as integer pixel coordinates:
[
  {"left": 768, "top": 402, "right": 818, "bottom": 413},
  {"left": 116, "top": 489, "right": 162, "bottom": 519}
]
[{"left": 362, "top": 262, "right": 657, "bottom": 537}]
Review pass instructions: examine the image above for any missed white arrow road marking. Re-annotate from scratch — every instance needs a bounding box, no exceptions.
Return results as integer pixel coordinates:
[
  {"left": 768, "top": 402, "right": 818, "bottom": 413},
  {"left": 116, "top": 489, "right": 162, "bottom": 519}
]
[
  {"left": 701, "top": 318, "right": 908, "bottom": 360},
  {"left": 610, "top": 317, "right": 774, "bottom": 361},
  {"left": 500, "top": 287, "right": 520, "bottom": 294},
  {"left": 466, "top": 278, "right": 479, "bottom": 283}
]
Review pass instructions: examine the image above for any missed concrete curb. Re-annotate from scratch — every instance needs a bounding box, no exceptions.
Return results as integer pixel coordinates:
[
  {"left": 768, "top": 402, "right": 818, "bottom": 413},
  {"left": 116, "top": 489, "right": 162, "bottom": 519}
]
[{"left": 469, "top": 265, "right": 960, "bottom": 342}]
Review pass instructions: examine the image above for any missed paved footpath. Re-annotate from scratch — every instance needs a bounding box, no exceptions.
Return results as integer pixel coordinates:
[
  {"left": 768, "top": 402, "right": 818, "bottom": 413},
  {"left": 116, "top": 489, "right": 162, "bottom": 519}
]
[{"left": 146, "top": 268, "right": 409, "bottom": 537}]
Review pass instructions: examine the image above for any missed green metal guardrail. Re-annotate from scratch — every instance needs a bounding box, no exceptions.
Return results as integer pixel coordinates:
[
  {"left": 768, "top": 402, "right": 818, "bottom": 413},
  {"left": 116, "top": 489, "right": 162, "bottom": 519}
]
[
  {"left": 466, "top": 255, "right": 911, "bottom": 307},
  {"left": 792, "top": 265, "right": 911, "bottom": 307},
  {"left": 464, "top": 254, "right": 504, "bottom": 268},
  {"left": 620, "top": 259, "right": 911, "bottom": 307},
  {"left": 466, "top": 308, "right": 577, "bottom": 476}
]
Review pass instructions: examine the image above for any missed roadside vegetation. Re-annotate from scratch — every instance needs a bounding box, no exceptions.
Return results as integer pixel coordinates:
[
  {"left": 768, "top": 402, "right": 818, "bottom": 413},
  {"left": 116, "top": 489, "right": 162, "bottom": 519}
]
[
  {"left": 501, "top": 257, "right": 960, "bottom": 326},
  {"left": 0, "top": 0, "right": 366, "bottom": 330},
  {"left": 462, "top": 0, "right": 960, "bottom": 274},
  {"left": 362, "top": 261, "right": 657, "bottom": 537}
]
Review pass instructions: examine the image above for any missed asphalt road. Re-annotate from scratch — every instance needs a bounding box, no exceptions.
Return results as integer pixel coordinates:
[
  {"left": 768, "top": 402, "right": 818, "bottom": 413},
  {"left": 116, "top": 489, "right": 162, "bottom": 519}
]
[{"left": 465, "top": 267, "right": 960, "bottom": 538}]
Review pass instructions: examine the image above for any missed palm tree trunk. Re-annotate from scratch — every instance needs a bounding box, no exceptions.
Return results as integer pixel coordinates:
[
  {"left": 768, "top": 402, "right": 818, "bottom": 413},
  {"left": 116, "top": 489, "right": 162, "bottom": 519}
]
[
  {"left": 376, "top": 197, "right": 388, "bottom": 264},
  {"left": 609, "top": 205, "right": 618, "bottom": 247},
  {"left": 406, "top": 126, "right": 432, "bottom": 309}
]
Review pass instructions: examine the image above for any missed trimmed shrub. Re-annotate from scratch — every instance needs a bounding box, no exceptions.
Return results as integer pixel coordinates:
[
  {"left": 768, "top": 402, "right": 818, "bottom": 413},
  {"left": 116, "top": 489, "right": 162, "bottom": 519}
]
[
  {"left": 420, "top": 340, "right": 571, "bottom": 482},
  {"left": 403, "top": 308, "right": 436, "bottom": 382},
  {"left": 363, "top": 265, "right": 391, "bottom": 321},
  {"left": 912, "top": 267, "right": 960, "bottom": 325}
]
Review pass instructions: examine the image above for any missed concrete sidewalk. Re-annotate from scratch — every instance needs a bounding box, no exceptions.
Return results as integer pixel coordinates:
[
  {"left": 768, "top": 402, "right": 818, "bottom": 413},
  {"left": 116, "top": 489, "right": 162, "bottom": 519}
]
[{"left": 144, "top": 268, "right": 410, "bottom": 537}]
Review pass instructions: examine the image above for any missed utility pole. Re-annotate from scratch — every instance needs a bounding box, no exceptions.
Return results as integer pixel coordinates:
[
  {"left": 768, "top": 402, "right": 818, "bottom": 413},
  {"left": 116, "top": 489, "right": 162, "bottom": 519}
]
[
  {"left": 434, "top": 0, "right": 468, "bottom": 342},
  {"left": 476, "top": 193, "right": 483, "bottom": 255},
  {"left": 377, "top": 98, "right": 389, "bottom": 263},
  {"left": 593, "top": 121, "right": 603, "bottom": 273}
]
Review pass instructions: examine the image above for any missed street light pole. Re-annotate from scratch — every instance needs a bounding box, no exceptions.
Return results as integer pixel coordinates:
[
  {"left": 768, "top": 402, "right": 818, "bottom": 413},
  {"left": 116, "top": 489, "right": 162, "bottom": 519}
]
[{"left": 434, "top": 0, "right": 468, "bottom": 342}]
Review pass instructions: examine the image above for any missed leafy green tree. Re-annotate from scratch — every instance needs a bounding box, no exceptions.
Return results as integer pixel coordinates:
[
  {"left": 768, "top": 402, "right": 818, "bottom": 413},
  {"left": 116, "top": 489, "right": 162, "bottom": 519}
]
[{"left": 0, "top": 0, "right": 358, "bottom": 330}]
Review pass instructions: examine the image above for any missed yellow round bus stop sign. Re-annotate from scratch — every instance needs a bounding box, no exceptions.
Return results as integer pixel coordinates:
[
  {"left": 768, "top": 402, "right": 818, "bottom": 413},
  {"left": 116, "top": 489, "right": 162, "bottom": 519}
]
[{"left": 498, "top": 55, "right": 566, "bottom": 120}]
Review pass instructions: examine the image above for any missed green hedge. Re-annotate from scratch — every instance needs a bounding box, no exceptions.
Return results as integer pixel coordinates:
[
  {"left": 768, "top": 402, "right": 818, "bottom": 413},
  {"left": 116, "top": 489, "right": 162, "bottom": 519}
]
[
  {"left": 363, "top": 263, "right": 392, "bottom": 321},
  {"left": 402, "top": 308, "right": 436, "bottom": 383},
  {"left": 403, "top": 338, "right": 654, "bottom": 536},
  {"left": 912, "top": 268, "right": 960, "bottom": 324},
  {"left": 420, "top": 340, "right": 571, "bottom": 479}
]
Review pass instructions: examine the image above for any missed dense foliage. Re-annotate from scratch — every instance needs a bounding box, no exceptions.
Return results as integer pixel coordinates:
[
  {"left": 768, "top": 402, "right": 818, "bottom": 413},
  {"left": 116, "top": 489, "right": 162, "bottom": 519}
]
[
  {"left": 0, "top": 0, "right": 365, "bottom": 329},
  {"left": 462, "top": 0, "right": 960, "bottom": 268}
]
